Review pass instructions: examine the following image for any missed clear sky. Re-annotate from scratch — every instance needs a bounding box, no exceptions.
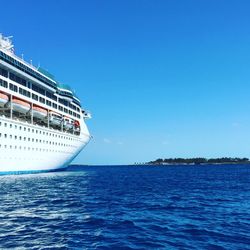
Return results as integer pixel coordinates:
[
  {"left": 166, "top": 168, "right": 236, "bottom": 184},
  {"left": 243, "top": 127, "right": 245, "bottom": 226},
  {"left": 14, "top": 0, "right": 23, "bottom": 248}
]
[{"left": 1, "top": 0, "right": 250, "bottom": 164}]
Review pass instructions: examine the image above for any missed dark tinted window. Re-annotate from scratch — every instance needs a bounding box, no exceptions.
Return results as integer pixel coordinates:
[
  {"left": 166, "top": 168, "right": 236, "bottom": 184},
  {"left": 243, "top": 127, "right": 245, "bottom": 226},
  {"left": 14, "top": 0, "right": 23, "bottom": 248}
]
[{"left": 0, "top": 67, "right": 8, "bottom": 78}]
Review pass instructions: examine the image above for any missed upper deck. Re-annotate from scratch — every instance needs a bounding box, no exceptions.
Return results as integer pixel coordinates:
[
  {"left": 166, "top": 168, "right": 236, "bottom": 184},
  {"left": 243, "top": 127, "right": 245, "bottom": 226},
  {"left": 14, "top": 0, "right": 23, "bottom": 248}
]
[{"left": 0, "top": 34, "right": 89, "bottom": 121}]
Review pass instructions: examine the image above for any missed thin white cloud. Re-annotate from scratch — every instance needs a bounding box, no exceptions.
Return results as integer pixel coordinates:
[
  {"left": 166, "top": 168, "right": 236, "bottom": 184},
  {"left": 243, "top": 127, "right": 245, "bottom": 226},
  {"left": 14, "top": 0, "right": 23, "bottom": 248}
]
[
  {"left": 117, "top": 141, "right": 124, "bottom": 145},
  {"left": 103, "top": 138, "right": 112, "bottom": 144},
  {"left": 162, "top": 140, "right": 169, "bottom": 145},
  {"left": 232, "top": 122, "right": 240, "bottom": 128}
]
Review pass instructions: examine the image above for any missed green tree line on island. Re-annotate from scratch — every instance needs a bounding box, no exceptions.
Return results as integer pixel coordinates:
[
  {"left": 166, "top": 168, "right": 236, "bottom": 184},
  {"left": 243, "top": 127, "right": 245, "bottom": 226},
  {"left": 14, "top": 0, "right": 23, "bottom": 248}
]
[{"left": 148, "top": 157, "right": 250, "bottom": 165}]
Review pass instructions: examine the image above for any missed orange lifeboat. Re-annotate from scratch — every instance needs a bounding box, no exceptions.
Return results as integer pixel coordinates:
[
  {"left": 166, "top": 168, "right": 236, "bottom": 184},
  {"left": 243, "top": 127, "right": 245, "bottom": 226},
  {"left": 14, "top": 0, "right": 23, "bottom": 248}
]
[
  {"left": 12, "top": 97, "right": 30, "bottom": 114},
  {"left": 0, "top": 92, "right": 9, "bottom": 107},
  {"left": 74, "top": 120, "right": 80, "bottom": 132},
  {"left": 74, "top": 120, "right": 80, "bottom": 127},
  {"left": 32, "top": 105, "right": 48, "bottom": 119}
]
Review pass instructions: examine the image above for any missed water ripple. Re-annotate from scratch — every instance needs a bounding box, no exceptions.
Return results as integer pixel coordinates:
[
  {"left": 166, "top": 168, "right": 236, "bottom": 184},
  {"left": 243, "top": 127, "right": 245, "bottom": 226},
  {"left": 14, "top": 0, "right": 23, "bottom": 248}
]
[{"left": 0, "top": 164, "right": 249, "bottom": 249}]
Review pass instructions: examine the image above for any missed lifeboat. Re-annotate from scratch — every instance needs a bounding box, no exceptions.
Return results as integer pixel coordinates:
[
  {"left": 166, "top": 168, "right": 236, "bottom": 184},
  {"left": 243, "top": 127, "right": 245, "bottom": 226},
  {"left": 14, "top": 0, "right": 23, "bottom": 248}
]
[
  {"left": 32, "top": 105, "right": 48, "bottom": 119},
  {"left": 74, "top": 120, "right": 80, "bottom": 132},
  {"left": 12, "top": 97, "right": 30, "bottom": 114},
  {"left": 49, "top": 112, "right": 62, "bottom": 126},
  {"left": 0, "top": 92, "right": 9, "bottom": 107},
  {"left": 63, "top": 117, "right": 74, "bottom": 130}
]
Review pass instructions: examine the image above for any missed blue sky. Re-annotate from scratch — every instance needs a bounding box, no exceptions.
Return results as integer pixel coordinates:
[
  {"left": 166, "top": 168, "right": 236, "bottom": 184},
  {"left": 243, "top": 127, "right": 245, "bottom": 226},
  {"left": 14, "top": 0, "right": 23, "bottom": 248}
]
[{"left": 1, "top": 0, "right": 250, "bottom": 164}]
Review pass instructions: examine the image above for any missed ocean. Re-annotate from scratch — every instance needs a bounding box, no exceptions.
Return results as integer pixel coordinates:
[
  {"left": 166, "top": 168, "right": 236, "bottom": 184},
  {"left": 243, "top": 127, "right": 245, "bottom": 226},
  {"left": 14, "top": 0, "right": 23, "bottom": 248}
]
[{"left": 0, "top": 164, "right": 249, "bottom": 249}]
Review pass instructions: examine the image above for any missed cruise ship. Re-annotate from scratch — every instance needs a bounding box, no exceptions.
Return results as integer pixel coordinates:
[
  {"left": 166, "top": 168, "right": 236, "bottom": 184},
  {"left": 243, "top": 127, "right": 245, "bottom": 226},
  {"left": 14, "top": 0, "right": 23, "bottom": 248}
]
[{"left": 0, "top": 34, "right": 91, "bottom": 173}]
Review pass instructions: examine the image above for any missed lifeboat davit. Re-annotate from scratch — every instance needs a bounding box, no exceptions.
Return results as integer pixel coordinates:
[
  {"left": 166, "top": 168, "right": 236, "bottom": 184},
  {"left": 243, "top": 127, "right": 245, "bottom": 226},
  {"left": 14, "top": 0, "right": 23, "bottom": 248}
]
[
  {"left": 32, "top": 105, "right": 48, "bottom": 119},
  {"left": 12, "top": 97, "right": 30, "bottom": 114},
  {"left": 49, "top": 112, "right": 62, "bottom": 126},
  {"left": 63, "top": 117, "right": 74, "bottom": 130},
  {"left": 0, "top": 92, "right": 9, "bottom": 107}
]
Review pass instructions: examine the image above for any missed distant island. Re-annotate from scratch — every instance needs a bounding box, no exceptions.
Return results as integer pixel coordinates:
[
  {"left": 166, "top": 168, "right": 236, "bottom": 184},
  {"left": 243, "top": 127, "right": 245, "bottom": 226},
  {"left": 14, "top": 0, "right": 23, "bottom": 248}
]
[{"left": 147, "top": 157, "right": 250, "bottom": 165}]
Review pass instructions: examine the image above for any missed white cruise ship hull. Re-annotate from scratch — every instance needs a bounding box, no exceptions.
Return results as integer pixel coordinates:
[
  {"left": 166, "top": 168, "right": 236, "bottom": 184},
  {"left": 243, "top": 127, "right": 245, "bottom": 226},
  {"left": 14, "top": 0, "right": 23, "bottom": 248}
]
[
  {"left": 0, "top": 116, "right": 91, "bottom": 173},
  {"left": 0, "top": 34, "right": 92, "bottom": 173}
]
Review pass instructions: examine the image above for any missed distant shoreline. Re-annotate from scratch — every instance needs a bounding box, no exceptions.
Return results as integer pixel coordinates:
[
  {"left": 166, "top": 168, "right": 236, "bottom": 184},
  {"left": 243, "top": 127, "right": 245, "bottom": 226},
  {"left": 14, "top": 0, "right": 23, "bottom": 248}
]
[
  {"left": 144, "top": 157, "right": 250, "bottom": 166},
  {"left": 144, "top": 162, "right": 250, "bottom": 166}
]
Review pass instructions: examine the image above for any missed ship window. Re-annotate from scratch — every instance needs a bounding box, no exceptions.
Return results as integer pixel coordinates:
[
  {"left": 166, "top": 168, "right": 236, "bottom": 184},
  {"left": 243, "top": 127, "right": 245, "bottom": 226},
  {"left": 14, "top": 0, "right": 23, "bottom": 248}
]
[
  {"left": 28, "top": 128, "right": 30, "bottom": 132},
  {"left": 19, "top": 126, "right": 22, "bottom": 130},
  {"left": 52, "top": 103, "right": 57, "bottom": 109},
  {"left": 19, "top": 87, "right": 30, "bottom": 97},
  {"left": 10, "top": 83, "right": 18, "bottom": 92},
  {"left": 10, "top": 124, "right": 12, "bottom": 128},
  {"left": 0, "top": 67, "right": 8, "bottom": 78},
  {"left": 10, "top": 135, "right": 12, "bottom": 139},
  {"left": 32, "top": 93, "right": 38, "bottom": 101},
  {"left": 4, "top": 123, "right": 7, "bottom": 127},
  {"left": 46, "top": 100, "right": 52, "bottom": 106},
  {"left": 0, "top": 79, "right": 7, "bottom": 88},
  {"left": 15, "top": 135, "right": 17, "bottom": 139},
  {"left": 39, "top": 97, "right": 45, "bottom": 104},
  {"left": 9, "top": 72, "right": 26, "bottom": 87},
  {"left": 32, "top": 84, "right": 45, "bottom": 95}
]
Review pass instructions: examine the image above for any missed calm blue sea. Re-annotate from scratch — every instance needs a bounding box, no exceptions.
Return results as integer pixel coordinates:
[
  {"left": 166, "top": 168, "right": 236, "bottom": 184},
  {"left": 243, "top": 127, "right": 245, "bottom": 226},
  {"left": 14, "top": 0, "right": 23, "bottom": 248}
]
[{"left": 0, "top": 164, "right": 249, "bottom": 250}]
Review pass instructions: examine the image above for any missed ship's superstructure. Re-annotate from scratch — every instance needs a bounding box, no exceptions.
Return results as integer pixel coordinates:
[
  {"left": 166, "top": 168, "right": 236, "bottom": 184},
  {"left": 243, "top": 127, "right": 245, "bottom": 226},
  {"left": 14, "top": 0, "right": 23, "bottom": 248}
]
[{"left": 0, "top": 34, "right": 91, "bottom": 173}]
